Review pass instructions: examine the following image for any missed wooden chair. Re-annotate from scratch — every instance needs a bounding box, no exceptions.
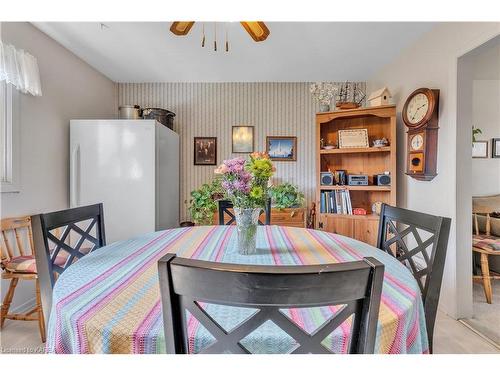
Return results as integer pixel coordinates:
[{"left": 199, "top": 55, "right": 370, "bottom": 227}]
[
  {"left": 1, "top": 216, "right": 46, "bottom": 342},
  {"left": 218, "top": 199, "right": 271, "bottom": 226},
  {"left": 158, "top": 254, "right": 384, "bottom": 354},
  {"left": 472, "top": 210, "right": 500, "bottom": 304},
  {"left": 31, "top": 203, "right": 106, "bottom": 330},
  {"left": 376, "top": 204, "right": 451, "bottom": 353}
]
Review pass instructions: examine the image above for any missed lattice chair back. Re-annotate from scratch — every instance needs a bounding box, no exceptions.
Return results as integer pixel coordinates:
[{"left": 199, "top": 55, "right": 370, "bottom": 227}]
[
  {"left": 158, "top": 254, "right": 384, "bottom": 354},
  {"left": 376, "top": 203, "right": 451, "bottom": 352},
  {"left": 218, "top": 199, "right": 272, "bottom": 226},
  {"left": 31, "top": 203, "right": 106, "bottom": 328},
  {"left": 1, "top": 216, "right": 35, "bottom": 267}
]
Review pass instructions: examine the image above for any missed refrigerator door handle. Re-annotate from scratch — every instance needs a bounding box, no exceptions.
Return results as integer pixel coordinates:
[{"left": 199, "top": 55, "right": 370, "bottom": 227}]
[{"left": 70, "top": 144, "right": 81, "bottom": 207}]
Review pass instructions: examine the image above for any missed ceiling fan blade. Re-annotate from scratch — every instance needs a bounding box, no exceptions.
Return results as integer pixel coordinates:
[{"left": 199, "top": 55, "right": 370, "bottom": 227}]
[
  {"left": 240, "top": 22, "right": 270, "bottom": 42},
  {"left": 170, "top": 22, "right": 195, "bottom": 36}
]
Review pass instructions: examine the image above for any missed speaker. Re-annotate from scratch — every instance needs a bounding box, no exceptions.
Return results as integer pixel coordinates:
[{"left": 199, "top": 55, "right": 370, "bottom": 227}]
[
  {"left": 320, "top": 172, "right": 334, "bottom": 185},
  {"left": 374, "top": 174, "right": 391, "bottom": 186}
]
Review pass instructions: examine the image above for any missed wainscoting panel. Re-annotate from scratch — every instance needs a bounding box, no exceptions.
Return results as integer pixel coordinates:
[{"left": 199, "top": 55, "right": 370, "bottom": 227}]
[{"left": 118, "top": 82, "right": 365, "bottom": 222}]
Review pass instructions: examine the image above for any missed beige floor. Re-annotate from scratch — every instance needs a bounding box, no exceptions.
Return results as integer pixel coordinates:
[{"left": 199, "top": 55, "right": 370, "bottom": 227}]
[
  {"left": 0, "top": 310, "right": 499, "bottom": 354},
  {"left": 461, "top": 281, "right": 500, "bottom": 346}
]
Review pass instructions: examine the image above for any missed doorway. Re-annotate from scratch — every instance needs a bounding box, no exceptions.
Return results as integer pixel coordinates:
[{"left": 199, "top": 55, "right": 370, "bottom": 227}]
[{"left": 457, "top": 35, "right": 500, "bottom": 347}]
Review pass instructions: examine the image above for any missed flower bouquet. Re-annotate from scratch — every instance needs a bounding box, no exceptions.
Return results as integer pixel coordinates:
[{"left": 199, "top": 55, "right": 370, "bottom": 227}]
[
  {"left": 215, "top": 152, "right": 275, "bottom": 254},
  {"left": 310, "top": 82, "right": 338, "bottom": 112}
]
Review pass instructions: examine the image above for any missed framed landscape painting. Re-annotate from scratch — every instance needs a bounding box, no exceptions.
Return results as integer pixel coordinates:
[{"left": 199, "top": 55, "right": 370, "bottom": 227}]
[
  {"left": 232, "top": 126, "right": 254, "bottom": 153},
  {"left": 266, "top": 136, "right": 297, "bottom": 161},
  {"left": 194, "top": 137, "right": 217, "bottom": 165}
]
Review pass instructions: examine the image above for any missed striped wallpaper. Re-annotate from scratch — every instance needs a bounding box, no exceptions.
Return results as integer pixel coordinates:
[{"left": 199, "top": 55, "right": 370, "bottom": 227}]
[{"left": 118, "top": 82, "right": 365, "bottom": 221}]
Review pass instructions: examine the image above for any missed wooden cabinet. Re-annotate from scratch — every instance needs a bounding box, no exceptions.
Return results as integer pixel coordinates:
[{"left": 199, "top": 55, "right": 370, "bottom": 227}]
[
  {"left": 318, "top": 214, "right": 379, "bottom": 245},
  {"left": 319, "top": 214, "right": 353, "bottom": 237},
  {"left": 315, "top": 105, "right": 397, "bottom": 247},
  {"left": 213, "top": 208, "right": 305, "bottom": 228},
  {"left": 353, "top": 217, "right": 379, "bottom": 246}
]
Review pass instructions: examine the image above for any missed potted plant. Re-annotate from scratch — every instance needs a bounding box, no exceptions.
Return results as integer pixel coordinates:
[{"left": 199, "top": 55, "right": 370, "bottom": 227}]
[
  {"left": 215, "top": 152, "right": 275, "bottom": 255},
  {"left": 188, "top": 178, "right": 223, "bottom": 225},
  {"left": 472, "top": 126, "right": 482, "bottom": 142},
  {"left": 269, "top": 183, "right": 305, "bottom": 210}
]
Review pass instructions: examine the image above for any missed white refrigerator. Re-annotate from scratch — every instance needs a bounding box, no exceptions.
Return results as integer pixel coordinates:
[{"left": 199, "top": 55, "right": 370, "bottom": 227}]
[{"left": 70, "top": 120, "right": 179, "bottom": 244}]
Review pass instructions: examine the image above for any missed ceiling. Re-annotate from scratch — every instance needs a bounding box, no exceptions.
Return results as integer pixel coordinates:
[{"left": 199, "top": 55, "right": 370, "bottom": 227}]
[{"left": 33, "top": 22, "right": 435, "bottom": 83}]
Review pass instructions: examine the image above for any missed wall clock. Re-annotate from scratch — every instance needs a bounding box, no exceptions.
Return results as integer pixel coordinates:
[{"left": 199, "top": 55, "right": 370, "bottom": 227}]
[{"left": 402, "top": 88, "right": 440, "bottom": 181}]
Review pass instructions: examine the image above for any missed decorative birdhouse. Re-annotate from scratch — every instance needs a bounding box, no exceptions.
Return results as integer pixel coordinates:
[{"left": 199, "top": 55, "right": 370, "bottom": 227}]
[{"left": 367, "top": 87, "right": 392, "bottom": 107}]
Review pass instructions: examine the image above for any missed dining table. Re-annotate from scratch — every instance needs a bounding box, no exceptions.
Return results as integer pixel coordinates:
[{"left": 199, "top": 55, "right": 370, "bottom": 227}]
[{"left": 45, "top": 225, "right": 429, "bottom": 354}]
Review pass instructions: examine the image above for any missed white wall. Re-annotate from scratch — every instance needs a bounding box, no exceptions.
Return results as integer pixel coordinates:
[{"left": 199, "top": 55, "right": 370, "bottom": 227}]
[
  {"left": 0, "top": 22, "right": 117, "bottom": 311},
  {"left": 472, "top": 80, "right": 500, "bottom": 196},
  {"left": 367, "top": 22, "right": 500, "bottom": 319},
  {"left": 118, "top": 82, "right": 364, "bottom": 221},
  {"left": 471, "top": 43, "right": 500, "bottom": 196}
]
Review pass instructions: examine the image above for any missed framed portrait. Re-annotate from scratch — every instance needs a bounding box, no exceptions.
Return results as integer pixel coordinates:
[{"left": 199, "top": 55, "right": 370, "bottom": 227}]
[
  {"left": 232, "top": 126, "right": 254, "bottom": 153},
  {"left": 338, "top": 129, "right": 369, "bottom": 148},
  {"left": 472, "top": 141, "right": 488, "bottom": 158},
  {"left": 492, "top": 138, "right": 500, "bottom": 158},
  {"left": 266, "top": 136, "right": 297, "bottom": 161},
  {"left": 194, "top": 137, "right": 217, "bottom": 165}
]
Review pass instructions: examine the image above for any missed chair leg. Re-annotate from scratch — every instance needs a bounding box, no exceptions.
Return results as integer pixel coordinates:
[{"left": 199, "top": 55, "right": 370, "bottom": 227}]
[
  {"left": 1, "top": 278, "right": 19, "bottom": 328},
  {"left": 480, "top": 253, "right": 493, "bottom": 304},
  {"left": 35, "top": 279, "right": 46, "bottom": 343}
]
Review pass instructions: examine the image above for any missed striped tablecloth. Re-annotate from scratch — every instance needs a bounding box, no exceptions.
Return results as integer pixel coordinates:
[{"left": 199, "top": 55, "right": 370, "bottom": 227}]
[{"left": 46, "top": 225, "right": 429, "bottom": 354}]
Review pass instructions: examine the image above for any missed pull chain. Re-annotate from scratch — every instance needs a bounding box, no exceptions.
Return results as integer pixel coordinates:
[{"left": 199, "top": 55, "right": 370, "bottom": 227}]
[
  {"left": 225, "top": 24, "right": 229, "bottom": 52},
  {"left": 213, "top": 23, "right": 217, "bottom": 52},
  {"left": 201, "top": 23, "right": 205, "bottom": 47}
]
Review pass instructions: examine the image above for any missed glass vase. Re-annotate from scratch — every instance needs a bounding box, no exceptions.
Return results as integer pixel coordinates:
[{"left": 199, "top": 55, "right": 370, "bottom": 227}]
[
  {"left": 234, "top": 207, "right": 261, "bottom": 255},
  {"left": 319, "top": 103, "right": 330, "bottom": 112}
]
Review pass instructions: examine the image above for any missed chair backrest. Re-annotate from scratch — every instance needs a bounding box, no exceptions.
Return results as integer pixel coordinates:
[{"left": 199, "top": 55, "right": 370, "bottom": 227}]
[
  {"left": 158, "top": 254, "right": 384, "bottom": 354},
  {"left": 376, "top": 204, "right": 451, "bottom": 352},
  {"left": 218, "top": 199, "right": 271, "bottom": 226},
  {"left": 1, "top": 216, "right": 34, "bottom": 265},
  {"left": 31, "top": 203, "right": 106, "bottom": 327}
]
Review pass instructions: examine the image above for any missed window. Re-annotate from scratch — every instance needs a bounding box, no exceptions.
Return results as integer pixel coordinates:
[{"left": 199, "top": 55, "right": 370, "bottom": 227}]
[{"left": 1, "top": 81, "right": 20, "bottom": 192}]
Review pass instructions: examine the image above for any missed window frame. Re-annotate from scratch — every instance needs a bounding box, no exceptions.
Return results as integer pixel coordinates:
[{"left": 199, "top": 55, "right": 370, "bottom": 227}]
[{"left": 1, "top": 81, "right": 20, "bottom": 193}]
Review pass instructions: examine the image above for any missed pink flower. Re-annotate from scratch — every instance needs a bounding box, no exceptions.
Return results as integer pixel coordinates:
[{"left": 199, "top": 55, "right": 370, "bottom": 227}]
[{"left": 214, "top": 164, "right": 229, "bottom": 174}]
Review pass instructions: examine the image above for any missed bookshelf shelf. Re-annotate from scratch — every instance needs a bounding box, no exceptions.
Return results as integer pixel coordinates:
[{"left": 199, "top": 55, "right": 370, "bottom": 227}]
[
  {"left": 320, "top": 213, "right": 380, "bottom": 220},
  {"left": 320, "top": 146, "right": 391, "bottom": 155},
  {"left": 315, "top": 105, "right": 397, "bottom": 246},
  {"left": 320, "top": 185, "right": 391, "bottom": 192}
]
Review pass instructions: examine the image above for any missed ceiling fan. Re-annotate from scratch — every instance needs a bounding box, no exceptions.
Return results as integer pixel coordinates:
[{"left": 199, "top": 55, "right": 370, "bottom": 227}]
[{"left": 169, "top": 21, "right": 270, "bottom": 42}]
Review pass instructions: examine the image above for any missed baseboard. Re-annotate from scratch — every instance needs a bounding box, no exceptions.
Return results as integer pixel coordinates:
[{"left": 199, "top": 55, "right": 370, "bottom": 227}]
[{"left": 458, "top": 319, "right": 500, "bottom": 351}]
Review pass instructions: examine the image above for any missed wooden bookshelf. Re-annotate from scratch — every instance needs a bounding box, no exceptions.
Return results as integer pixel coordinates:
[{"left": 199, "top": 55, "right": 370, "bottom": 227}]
[{"left": 315, "top": 105, "right": 397, "bottom": 246}]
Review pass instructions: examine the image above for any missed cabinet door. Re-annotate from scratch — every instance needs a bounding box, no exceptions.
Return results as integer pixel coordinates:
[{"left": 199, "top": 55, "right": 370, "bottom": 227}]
[
  {"left": 272, "top": 209, "right": 305, "bottom": 228},
  {"left": 320, "top": 215, "right": 354, "bottom": 238},
  {"left": 353, "top": 218, "right": 380, "bottom": 246}
]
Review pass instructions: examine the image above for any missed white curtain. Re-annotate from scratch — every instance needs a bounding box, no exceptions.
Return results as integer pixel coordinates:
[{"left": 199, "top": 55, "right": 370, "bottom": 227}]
[{"left": 0, "top": 26, "right": 42, "bottom": 97}]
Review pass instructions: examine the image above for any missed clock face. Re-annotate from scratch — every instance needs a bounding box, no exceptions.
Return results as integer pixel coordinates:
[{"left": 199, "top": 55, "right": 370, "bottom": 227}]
[
  {"left": 406, "top": 93, "right": 429, "bottom": 125},
  {"left": 411, "top": 134, "right": 424, "bottom": 151}
]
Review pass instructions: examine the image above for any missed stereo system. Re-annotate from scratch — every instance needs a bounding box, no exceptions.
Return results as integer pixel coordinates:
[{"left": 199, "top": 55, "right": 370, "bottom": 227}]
[
  {"left": 373, "top": 174, "right": 391, "bottom": 186},
  {"left": 320, "top": 172, "right": 334, "bottom": 186},
  {"left": 321, "top": 172, "right": 390, "bottom": 186},
  {"left": 347, "top": 174, "right": 368, "bottom": 186}
]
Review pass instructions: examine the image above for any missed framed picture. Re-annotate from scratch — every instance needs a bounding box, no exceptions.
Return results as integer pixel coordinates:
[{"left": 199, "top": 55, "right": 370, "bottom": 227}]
[
  {"left": 492, "top": 138, "right": 500, "bottom": 158},
  {"left": 266, "top": 136, "right": 297, "bottom": 161},
  {"left": 194, "top": 137, "right": 217, "bottom": 165},
  {"left": 338, "top": 129, "right": 369, "bottom": 148},
  {"left": 472, "top": 141, "right": 488, "bottom": 158},
  {"left": 232, "top": 126, "right": 254, "bottom": 153}
]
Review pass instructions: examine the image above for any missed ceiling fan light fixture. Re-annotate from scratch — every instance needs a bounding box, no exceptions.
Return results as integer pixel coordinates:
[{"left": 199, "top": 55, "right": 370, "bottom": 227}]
[
  {"left": 170, "top": 21, "right": 195, "bottom": 36},
  {"left": 240, "top": 21, "right": 270, "bottom": 42}
]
